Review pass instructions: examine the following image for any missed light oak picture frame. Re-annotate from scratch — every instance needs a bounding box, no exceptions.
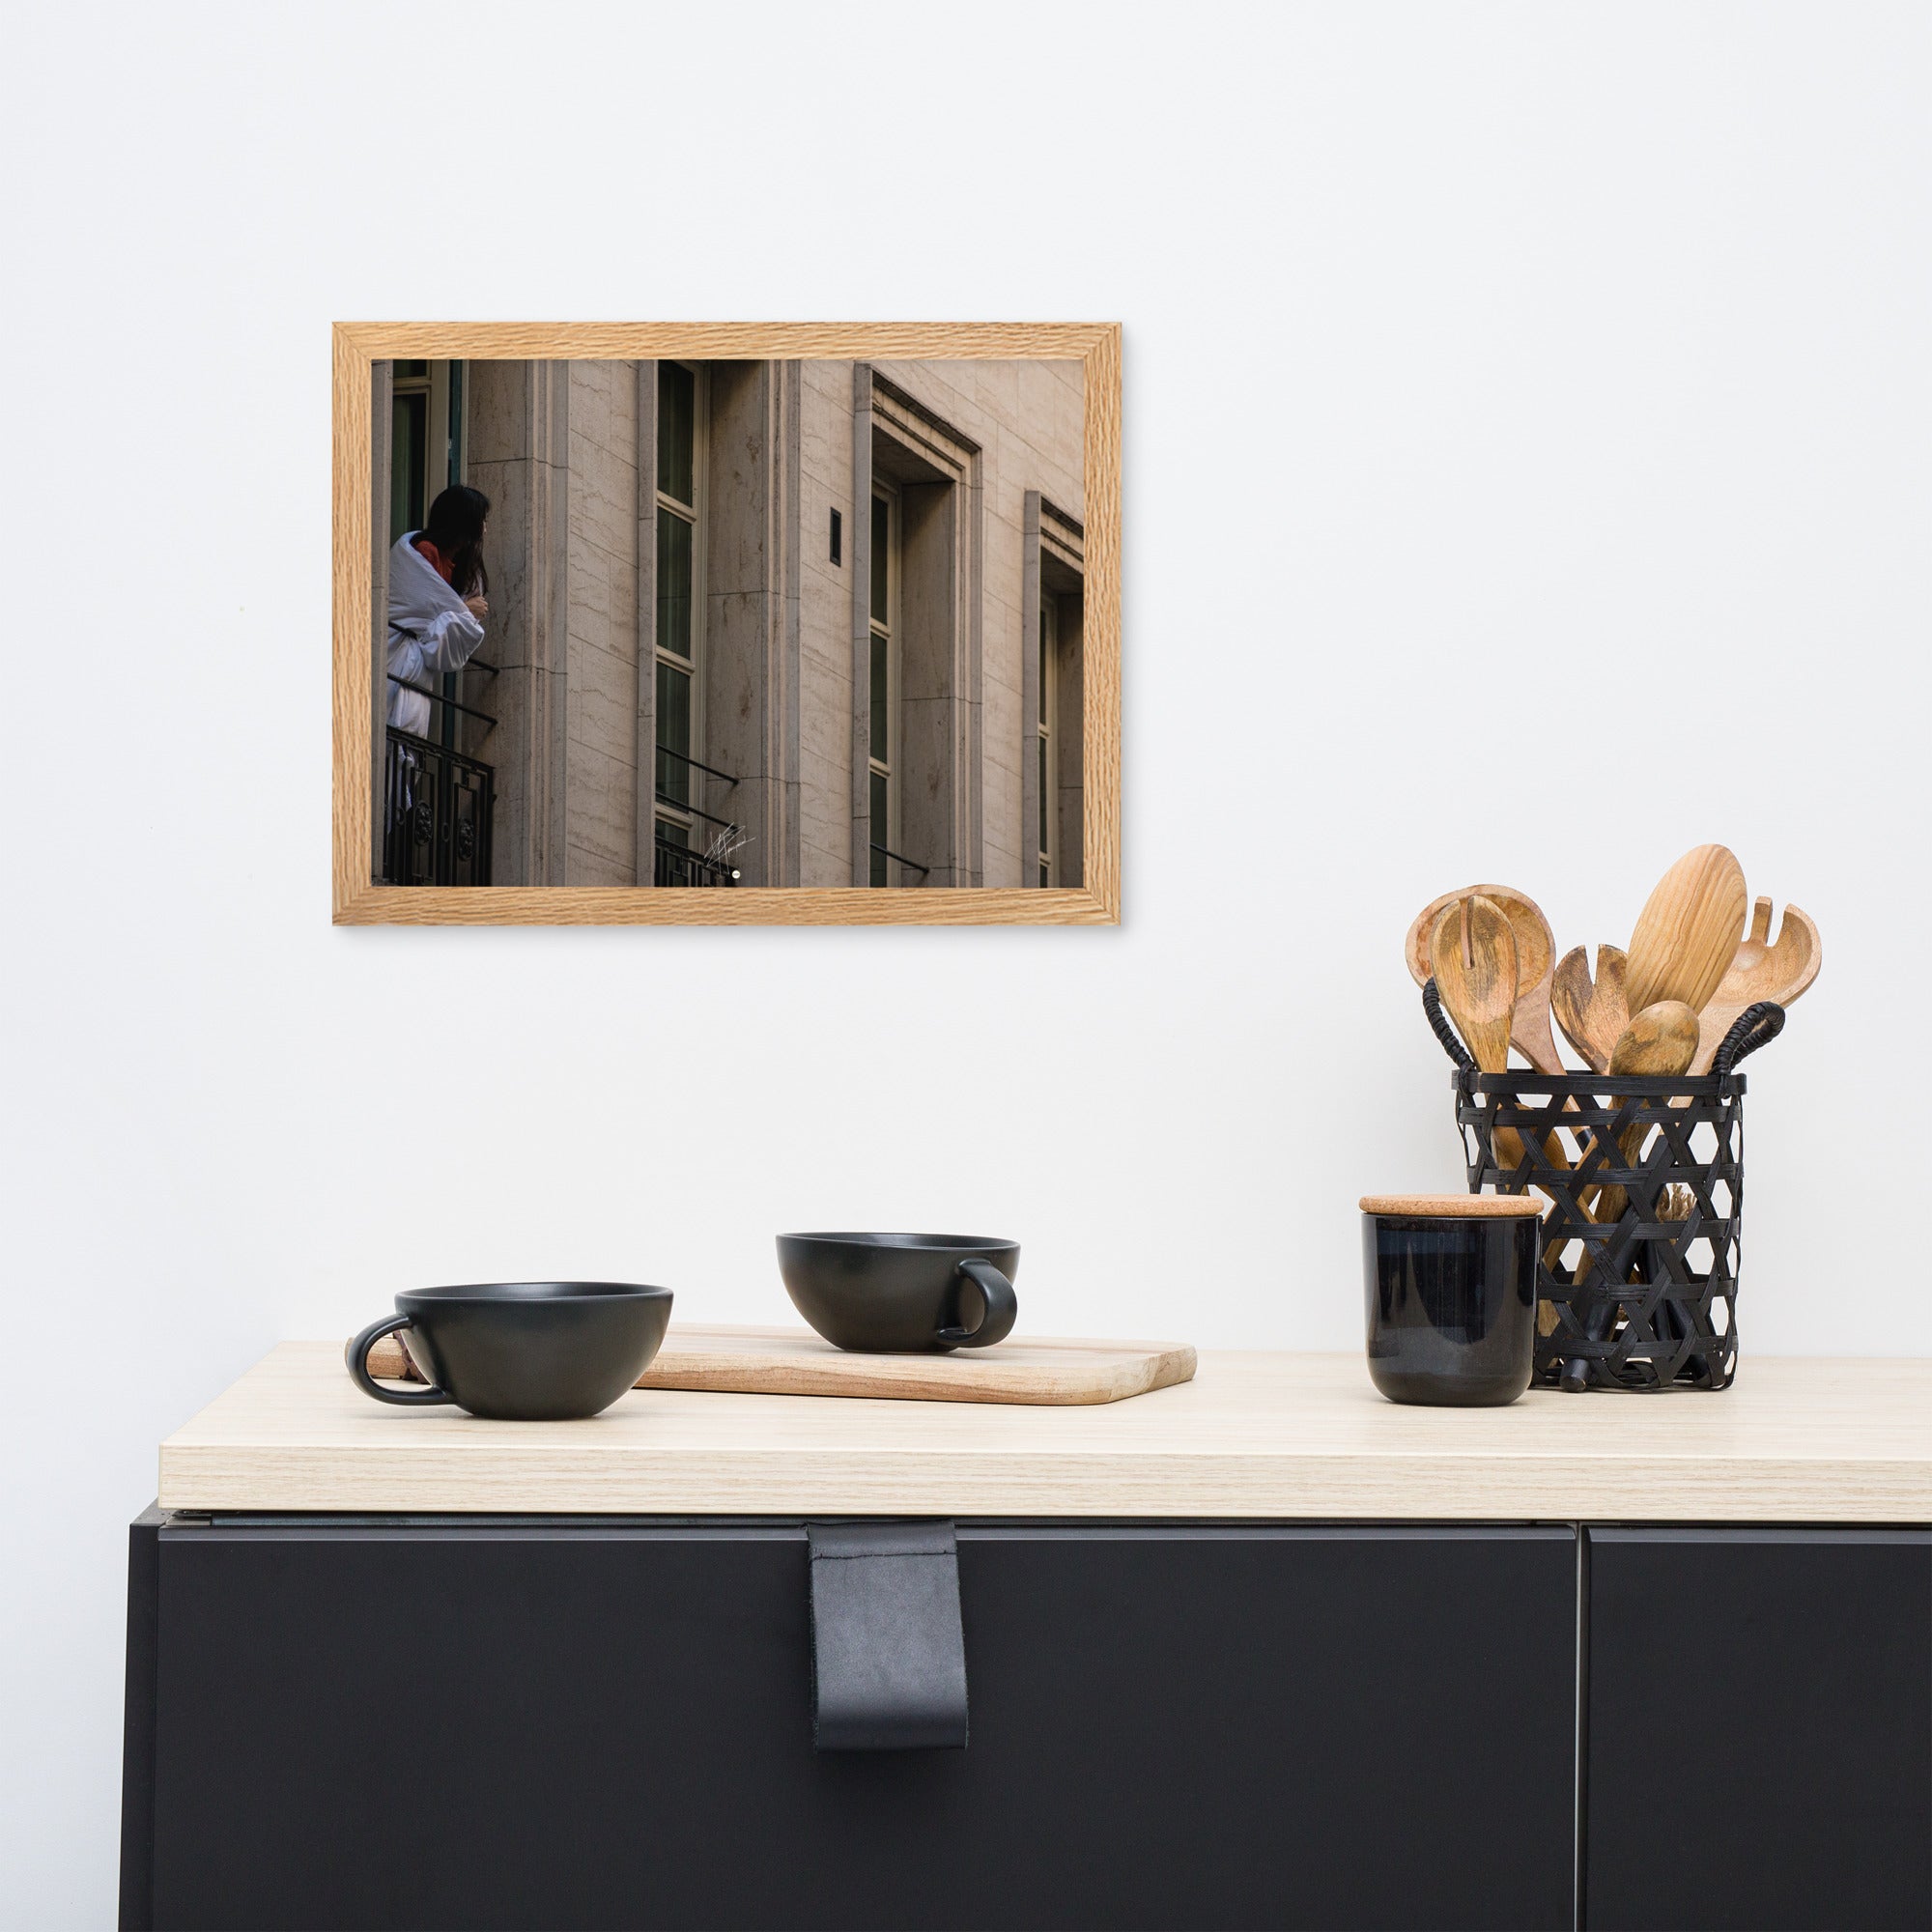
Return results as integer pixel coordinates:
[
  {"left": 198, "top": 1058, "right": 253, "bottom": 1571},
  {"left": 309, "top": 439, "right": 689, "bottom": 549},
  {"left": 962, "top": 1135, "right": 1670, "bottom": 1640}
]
[{"left": 331, "top": 322, "right": 1121, "bottom": 925}]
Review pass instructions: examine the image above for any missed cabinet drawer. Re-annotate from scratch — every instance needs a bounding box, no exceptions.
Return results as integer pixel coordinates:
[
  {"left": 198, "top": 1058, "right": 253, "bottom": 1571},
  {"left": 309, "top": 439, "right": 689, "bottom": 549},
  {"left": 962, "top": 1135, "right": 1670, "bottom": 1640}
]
[
  {"left": 131, "top": 1519, "right": 1577, "bottom": 1931},
  {"left": 1585, "top": 1528, "right": 1932, "bottom": 1932}
]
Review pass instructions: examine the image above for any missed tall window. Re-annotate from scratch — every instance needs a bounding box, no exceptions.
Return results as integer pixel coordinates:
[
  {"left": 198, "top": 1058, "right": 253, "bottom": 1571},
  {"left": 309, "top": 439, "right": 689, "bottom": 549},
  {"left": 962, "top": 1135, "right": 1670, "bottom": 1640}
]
[
  {"left": 389, "top": 360, "right": 465, "bottom": 544},
  {"left": 655, "top": 361, "right": 704, "bottom": 853},
  {"left": 1037, "top": 591, "right": 1058, "bottom": 887},
  {"left": 868, "top": 485, "right": 899, "bottom": 886},
  {"left": 390, "top": 363, "right": 429, "bottom": 543}
]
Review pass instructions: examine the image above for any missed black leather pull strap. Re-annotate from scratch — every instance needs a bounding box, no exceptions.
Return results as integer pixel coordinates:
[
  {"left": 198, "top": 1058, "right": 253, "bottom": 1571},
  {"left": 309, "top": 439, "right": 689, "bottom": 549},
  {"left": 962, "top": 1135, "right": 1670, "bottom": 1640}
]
[{"left": 807, "top": 1520, "right": 968, "bottom": 1751}]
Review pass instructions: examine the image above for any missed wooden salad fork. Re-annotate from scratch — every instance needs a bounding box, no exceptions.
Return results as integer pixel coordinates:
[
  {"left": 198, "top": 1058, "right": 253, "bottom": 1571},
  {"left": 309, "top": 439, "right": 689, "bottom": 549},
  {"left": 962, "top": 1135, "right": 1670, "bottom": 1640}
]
[
  {"left": 1691, "top": 897, "right": 1821, "bottom": 1073},
  {"left": 1406, "top": 883, "right": 1564, "bottom": 1076}
]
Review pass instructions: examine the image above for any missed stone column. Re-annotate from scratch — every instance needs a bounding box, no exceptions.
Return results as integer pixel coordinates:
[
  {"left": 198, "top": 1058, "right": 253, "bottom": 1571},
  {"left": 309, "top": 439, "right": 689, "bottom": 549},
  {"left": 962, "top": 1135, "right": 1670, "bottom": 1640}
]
[
  {"left": 559, "top": 361, "right": 640, "bottom": 887},
  {"left": 703, "top": 359, "right": 800, "bottom": 888},
  {"left": 1019, "top": 489, "right": 1041, "bottom": 889},
  {"left": 468, "top": 360, "right": 570, "bottom": 887}
]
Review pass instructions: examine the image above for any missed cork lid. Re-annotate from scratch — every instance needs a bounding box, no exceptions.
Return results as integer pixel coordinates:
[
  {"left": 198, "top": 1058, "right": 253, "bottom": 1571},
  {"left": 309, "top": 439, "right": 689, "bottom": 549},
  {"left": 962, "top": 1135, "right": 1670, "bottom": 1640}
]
[{"left": 1359, "top": 1193, "right": 1545, "bottom": 1218}]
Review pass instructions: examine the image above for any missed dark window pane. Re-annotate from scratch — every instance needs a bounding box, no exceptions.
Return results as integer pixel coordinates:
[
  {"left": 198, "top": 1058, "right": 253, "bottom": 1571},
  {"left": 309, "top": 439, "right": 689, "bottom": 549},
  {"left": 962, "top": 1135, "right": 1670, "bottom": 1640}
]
[
  {"left": 870, "top": 771, "right": 888, "bottom": 887},
  {"left": 1038, "top": 736, "right": 1049, "bottom": 855},
  {"left": 658, "top": 361, "right": 696, "bottom": 506},
  {"left": 870, "top": 634, "right": 888, "bottom": 763},
  {"left": 657, "top": 511, "right": 694, "bottom": 662},
  {"left": 656, "top": 817, "right": 688, "bottom": 850},
  {"left": 656, "top": 661, "right": 691, "bottom": 808},
  {"left": 390, "top": 391, "right": 427, "bottom": 542},
  {"left": 1038, "top": 601, "right": 1050, "bottom": 724},
  {"left": 869, "top": 495, "right": 888, "bottom": 624},
  {"left": 1040, "top": 863, "right": 1049, "bottom": 888},
  {"left": 445, "top": 360, "right": 464, "bottom": 488}
]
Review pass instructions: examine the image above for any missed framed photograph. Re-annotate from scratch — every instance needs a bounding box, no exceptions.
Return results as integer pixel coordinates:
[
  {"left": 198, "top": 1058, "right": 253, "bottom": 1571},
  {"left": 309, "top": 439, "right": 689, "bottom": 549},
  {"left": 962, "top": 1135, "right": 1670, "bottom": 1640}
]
[{"left": 331, "top": 323, "right": 1120, "bottom": 924}]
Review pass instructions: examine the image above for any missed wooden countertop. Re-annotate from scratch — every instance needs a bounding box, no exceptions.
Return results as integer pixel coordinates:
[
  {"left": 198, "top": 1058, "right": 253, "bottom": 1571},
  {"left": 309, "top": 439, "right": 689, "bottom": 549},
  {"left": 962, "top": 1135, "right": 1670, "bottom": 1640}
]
[{"left": 156, "top": 1343, "right": 1932, "bottom": 1522}]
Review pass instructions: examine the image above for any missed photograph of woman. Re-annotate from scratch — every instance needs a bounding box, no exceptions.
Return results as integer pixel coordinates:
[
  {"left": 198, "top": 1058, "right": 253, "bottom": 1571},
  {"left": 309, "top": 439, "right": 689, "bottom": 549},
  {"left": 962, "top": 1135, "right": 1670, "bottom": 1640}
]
[
  {"left": 359, "top": 353, "right": 1096, "bottom": 899},
  {"left": 385, "top": 483, "right": 490, "bottom": 734},
  {"left": 382, "top": 482, "right": 493, "bottom": 884}
]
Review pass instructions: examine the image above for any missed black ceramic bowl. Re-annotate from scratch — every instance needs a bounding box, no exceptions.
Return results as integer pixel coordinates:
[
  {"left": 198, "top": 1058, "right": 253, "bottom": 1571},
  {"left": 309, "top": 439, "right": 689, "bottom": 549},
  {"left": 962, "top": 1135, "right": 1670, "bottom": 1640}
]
[
  {"left": 777, "top": 1233, "right": 1020, "bottom": 1353},
  {"left": 1361, "top": 1197, "right": 1541, "bottom": 1406},
  {"left": 345, "top": 1282, "right": 673, "bottom": 1420}
]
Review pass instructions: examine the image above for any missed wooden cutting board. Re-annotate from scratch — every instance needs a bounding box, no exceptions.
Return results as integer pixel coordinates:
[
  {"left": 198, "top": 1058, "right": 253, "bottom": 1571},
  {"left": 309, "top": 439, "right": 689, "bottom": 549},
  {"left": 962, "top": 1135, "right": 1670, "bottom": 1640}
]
[{"left": 364, "top": 1323, "right": 1196, "bottom": 1407}]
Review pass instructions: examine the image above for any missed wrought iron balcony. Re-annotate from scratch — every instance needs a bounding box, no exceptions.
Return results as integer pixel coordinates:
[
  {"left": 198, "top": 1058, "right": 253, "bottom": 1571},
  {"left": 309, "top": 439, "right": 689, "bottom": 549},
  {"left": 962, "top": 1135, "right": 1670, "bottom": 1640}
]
[
  {"left": 384, "top": 727, "right": 494, "bottom": 886},
  {"left": 654, "top": 837, "right": 739, "bottom": 889},
  {"left": 654, "top": 743, "right": 742, "bottom": 887}
]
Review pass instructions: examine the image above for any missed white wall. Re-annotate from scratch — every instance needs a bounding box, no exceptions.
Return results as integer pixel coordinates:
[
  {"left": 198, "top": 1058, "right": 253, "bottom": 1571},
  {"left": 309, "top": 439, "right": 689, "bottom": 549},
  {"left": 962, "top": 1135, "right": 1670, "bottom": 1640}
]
[{"left": 3, "top": 3, "right": 1927, "bottom": 1919}]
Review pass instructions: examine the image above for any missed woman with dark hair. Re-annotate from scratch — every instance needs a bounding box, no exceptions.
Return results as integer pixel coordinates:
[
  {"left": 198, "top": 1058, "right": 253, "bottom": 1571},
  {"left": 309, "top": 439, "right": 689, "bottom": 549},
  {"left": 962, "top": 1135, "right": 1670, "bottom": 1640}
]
[{"left": 385, "top": 483, "right": 491, "bottom": 736}]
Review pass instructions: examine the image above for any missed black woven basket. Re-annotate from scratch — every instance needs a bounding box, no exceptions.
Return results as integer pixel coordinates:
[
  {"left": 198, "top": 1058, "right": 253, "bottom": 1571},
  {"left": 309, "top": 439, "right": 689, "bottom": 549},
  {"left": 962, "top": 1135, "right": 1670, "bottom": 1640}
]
[{"left": 1425, "top": 988, "right": 1785, "bottom": 1391}]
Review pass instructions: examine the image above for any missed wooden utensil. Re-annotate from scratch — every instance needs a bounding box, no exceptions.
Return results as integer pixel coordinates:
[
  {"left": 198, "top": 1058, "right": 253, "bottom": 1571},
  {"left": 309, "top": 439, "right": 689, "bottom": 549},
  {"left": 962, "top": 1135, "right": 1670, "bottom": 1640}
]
[
  {"left": 1625, "top": 844, "right": 1749, "bottom": 1017},
  {"left": 1551, "top": 945, "right": 1630, "bottom": 1076},
  {"left": 1406, "top": 884, "right": 1564, "bottom": 1074},
  {"left": 1690, "top": 897, "right": 1822, "bottom": 1073},
  {"left": 1430, "top": 895, "right": 1575, "bottom": 1195},
  {"left": 1586, "top": 1000, "right": 1703, "bottom": 1225},
  {"left": 1428, "top": 896, "right": 1517, "bottom": 1074},
  {"left": 1429, "top": 896, "right": 1579, "bottom": 1199},
  {"left": 1561, "top": 1001, "right": 1702, "bottom": 1390},
  {"left": 1610, "top": 1001, "right": 1702, "bottom": 1075}
]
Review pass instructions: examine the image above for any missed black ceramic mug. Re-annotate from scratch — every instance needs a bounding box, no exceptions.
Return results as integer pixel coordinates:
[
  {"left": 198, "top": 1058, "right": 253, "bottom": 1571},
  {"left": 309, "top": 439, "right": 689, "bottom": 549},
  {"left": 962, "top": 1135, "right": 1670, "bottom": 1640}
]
[
  {"left": 776, "top": 1234, "right": 1019, "bottom": 1353},
  {"left": 345, "top": 1282, "right": 673, "bottom": 1420},
  {"left": 1360, "top": 1196, "right": 1542, "bottom": 1406}
]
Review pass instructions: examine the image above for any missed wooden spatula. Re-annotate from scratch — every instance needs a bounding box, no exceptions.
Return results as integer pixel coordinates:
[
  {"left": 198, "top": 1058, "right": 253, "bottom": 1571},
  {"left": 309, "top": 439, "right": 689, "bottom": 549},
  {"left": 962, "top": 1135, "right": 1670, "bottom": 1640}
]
[{"left": 1625, "top": 845, "right": 1748, "bottom": 1017}]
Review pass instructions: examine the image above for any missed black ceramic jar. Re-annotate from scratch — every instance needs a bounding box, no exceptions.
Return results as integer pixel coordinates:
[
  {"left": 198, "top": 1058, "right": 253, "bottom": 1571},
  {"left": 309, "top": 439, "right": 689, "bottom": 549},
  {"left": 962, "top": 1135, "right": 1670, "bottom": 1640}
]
[{"left": 1360, "top": 1195, "right": 1544, "bottom": 1406}]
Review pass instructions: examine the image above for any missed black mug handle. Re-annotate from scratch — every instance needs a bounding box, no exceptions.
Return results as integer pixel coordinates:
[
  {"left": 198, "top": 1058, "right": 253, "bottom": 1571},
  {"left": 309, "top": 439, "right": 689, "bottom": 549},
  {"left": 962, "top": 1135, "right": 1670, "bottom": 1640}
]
[
  {"left": 938, "top": 1258, "right": 1018, "bottom": 1349},
  {"left": 345, "top": 1314, "right": 454, "bottom": 1406}
]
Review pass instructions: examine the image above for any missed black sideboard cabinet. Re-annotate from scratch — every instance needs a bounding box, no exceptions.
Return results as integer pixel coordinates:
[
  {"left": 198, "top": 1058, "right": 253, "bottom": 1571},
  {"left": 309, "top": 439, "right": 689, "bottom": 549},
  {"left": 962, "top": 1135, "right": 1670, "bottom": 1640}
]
[
  {"left": 119, "top": 1514, "right": 1930, "bottom": 1932},
  {"left": 1585, "top": 1528, "right": 1931, "bottom": 1932}
]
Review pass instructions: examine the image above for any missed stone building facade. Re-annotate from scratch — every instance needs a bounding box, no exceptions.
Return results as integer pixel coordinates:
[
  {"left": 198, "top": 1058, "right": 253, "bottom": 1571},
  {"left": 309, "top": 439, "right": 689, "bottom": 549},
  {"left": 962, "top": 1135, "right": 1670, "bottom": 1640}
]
[{"left": 369, "top": 357, "right": 1086, "bottom": 890}]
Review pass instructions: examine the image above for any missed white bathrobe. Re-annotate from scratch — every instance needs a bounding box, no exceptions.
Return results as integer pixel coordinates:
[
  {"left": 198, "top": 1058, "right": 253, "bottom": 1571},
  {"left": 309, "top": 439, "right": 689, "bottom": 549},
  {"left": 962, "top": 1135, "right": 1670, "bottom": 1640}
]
[{"left": 386, "top": 532, "right": 486, "bottom": 736}]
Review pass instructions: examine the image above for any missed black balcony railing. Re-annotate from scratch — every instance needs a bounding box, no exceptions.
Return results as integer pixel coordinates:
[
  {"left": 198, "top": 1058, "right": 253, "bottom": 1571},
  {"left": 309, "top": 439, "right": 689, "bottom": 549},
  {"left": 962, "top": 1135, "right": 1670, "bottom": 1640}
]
[
  {"left": 655, "top": 836, "right": 739, "bottom": 889},
  {"left": 869, "top": 842, "right": 930, "bottom": 883},
  {"left": 384, "top": 727, "right": 494, "bottom": 886},
  {"left": 653, "top": 743, "right": 742, "bottom": 887},
  {"left": 655, "top": 742, "right": 738, "bottom": 806}
]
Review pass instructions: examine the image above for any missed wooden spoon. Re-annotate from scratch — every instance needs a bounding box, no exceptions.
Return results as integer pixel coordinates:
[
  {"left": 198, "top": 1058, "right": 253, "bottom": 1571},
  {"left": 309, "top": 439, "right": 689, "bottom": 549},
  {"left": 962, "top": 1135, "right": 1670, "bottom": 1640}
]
[
  {"left": 1690, "top": 897, "right": 1822, "bottom": 1073},
  {"left": 1625, "top": 845, "right": 1749, "bottom": 1017},
  {"left": 1610, "top": 1001, "right": 1701, "bottom": 1076},
  {"left": 1551, "top": 945, "right": 1630, "bottom": 1076},
  {"left": 1561, "top": 1001, "right": 1702, "bottom": 1390},
  {"left": 1406, "top": 884, "right": 1563, "bottom": 1074},
  {"left": 1590, "top": 1000, "right": 1703, "bottom": 1221}
]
